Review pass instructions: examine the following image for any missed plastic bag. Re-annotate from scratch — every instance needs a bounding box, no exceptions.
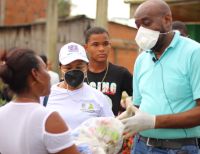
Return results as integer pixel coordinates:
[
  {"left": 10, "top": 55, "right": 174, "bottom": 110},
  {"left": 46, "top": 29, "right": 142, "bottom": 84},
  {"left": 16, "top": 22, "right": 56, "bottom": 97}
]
[{"left": 72, "top": 117, "right": 125, "bottom": 154}]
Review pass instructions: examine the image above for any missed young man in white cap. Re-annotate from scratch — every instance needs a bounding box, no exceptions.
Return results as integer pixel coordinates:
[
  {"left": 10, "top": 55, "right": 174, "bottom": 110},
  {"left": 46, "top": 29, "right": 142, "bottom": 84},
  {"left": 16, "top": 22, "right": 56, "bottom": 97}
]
[{"left": 46, "top": 42, "right": 114, "bottom": 130}]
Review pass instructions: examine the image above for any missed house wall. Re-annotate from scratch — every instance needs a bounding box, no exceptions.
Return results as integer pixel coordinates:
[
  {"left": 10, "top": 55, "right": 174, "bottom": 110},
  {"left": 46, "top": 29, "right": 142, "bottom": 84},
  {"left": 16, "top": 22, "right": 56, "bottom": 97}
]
[
  {"left": 0, "top": 16, "right": 139, "bottom": 73},
  {"left": 108, "top": 22, "right": 138, "bottom": 73},
  {"left": 0, "top": 16, "right": 90, "bottom": 54},
  {"left": 3, "top": 0, "right": 47, "bottom": 25}
]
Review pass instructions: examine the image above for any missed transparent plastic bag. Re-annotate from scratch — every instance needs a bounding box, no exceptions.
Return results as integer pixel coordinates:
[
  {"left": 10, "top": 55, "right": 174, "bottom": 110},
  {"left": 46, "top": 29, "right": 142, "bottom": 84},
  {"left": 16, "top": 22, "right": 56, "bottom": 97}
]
[{"left": 72, "top": 117, "right": 125, "bottom": 154}]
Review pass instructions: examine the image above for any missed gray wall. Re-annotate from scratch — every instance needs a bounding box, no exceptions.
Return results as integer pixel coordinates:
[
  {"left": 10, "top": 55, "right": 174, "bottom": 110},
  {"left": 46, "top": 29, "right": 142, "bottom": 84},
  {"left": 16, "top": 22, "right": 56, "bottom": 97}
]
[{"left": 0, "top": 15, "right": 93, "bottom": 54}]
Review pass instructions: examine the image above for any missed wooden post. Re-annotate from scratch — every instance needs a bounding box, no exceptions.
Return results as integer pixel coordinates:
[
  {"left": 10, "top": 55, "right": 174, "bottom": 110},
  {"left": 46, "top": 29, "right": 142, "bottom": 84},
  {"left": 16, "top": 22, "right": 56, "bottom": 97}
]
[
  {"left": 46, "top": 0, "right": 58, "bottom": 71},
  {"left": 95, "top": 0, "right": 108, "bottom": 29}
]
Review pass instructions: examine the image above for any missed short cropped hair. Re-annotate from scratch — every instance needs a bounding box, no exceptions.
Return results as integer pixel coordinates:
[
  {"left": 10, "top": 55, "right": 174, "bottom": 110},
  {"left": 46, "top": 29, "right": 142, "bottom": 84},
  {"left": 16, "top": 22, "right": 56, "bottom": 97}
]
[{"left": 84, "top": 27, "right": 109, "bottom": 43}]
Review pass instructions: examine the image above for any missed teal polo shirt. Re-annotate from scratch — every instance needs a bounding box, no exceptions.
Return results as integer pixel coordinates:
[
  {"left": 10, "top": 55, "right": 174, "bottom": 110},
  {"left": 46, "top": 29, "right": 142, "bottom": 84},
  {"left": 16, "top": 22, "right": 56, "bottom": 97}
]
[{"left": 133, "top": 31, "right": 200, "bottom": 139}]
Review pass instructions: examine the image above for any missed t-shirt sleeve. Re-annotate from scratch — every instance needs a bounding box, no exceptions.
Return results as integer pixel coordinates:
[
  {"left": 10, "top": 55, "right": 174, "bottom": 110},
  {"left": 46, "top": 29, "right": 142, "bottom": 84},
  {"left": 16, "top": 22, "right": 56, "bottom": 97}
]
[
  {"left": 43, "top": 131, "right": 74, "bottom": 153},
  {"left": 189, "top": 47, "right": 200, "bottom": 100},
  {"left": 42, "top": 112, "right": 74, "bottom": 153},
  {"left": 121, "top": 68, "right": 133, "bottom": 96},
  {"left": 133, "top": 59, "right": 142, "bottom": 106}
]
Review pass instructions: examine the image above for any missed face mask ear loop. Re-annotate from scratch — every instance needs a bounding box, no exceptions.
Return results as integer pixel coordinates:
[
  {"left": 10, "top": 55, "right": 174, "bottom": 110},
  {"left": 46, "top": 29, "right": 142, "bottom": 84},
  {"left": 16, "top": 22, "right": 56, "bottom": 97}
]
[
  {"left": 61, "top": 70, "right": 69, "bottom": 90},
  {"left": 61, "top": 70, "right": 66, "bottom": 82},
  {"left": 83, "top": 69, "right": 87, "bottom": 79}
]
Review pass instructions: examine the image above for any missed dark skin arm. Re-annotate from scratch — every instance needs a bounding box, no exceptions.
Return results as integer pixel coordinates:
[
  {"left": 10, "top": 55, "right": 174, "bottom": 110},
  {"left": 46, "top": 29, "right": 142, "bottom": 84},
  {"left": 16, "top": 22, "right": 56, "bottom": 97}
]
[{"left": 156, "top": 99, "right": 200, "bottom": 128}]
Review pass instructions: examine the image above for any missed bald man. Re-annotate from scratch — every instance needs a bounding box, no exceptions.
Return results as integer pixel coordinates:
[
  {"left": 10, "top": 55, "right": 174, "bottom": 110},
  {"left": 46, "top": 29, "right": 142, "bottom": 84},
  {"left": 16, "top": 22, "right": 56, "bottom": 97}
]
[{"left": 120, "top": 0, "right": 200, "bottom": 153}]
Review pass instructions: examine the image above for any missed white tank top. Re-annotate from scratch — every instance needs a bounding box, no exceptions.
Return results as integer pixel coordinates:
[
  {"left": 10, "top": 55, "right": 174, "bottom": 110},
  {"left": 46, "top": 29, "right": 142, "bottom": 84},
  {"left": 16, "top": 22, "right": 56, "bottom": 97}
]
[{"left": 0, "top": 102, "right": 74, "bottom": 154}]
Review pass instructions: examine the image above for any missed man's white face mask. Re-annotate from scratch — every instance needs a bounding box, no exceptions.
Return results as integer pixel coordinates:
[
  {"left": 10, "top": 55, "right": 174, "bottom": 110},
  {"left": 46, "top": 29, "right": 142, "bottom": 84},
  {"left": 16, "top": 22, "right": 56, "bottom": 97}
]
[{"left": 135, "top": 26, "right": 160, "bottom": 50}]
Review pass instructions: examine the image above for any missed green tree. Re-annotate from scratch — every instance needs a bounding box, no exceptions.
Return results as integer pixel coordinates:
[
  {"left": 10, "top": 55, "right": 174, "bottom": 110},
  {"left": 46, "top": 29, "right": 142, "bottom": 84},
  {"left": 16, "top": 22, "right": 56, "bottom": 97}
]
[
  {"left": 0, "top": 79, "right": 6, "bottom": 106},
  {"left": 58, "top": 0, "right": 71, "bottom": 18}
]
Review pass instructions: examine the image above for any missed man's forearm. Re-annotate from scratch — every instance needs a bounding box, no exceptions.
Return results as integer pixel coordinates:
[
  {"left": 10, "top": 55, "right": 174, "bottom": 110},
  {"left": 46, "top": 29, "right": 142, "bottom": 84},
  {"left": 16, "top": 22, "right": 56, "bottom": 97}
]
[{"left": 155, "top": 106, "right": 200, "bottom": 129}]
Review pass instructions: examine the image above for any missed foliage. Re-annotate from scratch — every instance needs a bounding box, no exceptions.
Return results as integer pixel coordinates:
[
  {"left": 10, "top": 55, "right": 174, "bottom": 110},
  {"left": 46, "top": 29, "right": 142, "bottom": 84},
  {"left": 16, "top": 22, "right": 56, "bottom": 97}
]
[
  {"left": 0, "top": 98, "right": 6, "bottom": 106},
  {"left": 0, "top": 79, "right": 3, "bottom": 90},
  {"left": 58, "top": 0, "right": 71, "bottom": 18},
  {"left": 0, "top": 79, "right": 8, "bottom": 106},
  {"left": 0, "top": 79, "right": 7, "bottom": 106}
]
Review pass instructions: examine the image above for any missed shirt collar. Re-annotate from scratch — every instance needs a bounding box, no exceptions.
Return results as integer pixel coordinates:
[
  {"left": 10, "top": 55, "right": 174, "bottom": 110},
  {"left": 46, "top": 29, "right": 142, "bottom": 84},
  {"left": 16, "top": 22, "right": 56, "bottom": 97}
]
[{"left": 168, "top": 30, "right": 180, "bottom": 49}]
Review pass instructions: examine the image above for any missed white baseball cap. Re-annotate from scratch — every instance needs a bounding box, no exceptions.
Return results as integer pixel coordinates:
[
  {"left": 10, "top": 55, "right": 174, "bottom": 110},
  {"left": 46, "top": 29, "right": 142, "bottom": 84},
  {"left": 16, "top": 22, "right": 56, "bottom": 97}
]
[{"left": 59, "top": 42, "right": 89, "bottom": 65}]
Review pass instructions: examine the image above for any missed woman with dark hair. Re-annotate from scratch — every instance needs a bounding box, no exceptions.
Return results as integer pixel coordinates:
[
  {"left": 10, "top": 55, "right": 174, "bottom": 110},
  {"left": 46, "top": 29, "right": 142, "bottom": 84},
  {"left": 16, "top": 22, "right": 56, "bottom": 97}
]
[{"left": 0, "top": 48, "right": 79, "bottom": 154}]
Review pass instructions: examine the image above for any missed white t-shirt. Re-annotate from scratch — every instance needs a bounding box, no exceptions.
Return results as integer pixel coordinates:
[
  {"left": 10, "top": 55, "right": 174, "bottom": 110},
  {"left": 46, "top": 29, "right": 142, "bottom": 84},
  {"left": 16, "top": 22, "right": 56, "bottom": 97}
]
[
  {"left": 46, "top": 83, "right": 114, "bottom": 129},
  {"left": 0, "top": 102, "right": 74, "bottom": 154}
]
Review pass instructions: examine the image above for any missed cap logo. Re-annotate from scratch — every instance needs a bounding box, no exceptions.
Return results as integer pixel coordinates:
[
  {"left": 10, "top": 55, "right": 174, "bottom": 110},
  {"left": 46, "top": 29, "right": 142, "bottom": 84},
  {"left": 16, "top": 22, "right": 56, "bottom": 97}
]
[{"left": 68, "top": 44, "right": 79, "bottom": 52}]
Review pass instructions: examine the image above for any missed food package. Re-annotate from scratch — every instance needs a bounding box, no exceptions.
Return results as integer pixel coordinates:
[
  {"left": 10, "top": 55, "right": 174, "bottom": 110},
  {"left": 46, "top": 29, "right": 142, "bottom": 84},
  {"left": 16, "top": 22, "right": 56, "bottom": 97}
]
[{"left": 72, "top": 117, "right": 125, "bottom": 154}]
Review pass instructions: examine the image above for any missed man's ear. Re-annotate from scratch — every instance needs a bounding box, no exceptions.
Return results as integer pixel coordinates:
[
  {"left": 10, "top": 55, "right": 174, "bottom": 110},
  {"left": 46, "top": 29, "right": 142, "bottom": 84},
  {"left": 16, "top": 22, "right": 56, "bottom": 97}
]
[
  {"left": 31, "top": 68, "right": 40, "bottom": 82},
  {"left": 83, "top": 63, "right": 88, "bottom": 72},
  {"left": 84, "top": 44, "right": 90, "bottom": 59},
  {"left": 164, "top": 13, "right": 172, "bottom": 30},
  {"left": 84, "top": 44, "right": 88, "bottom": 52}
]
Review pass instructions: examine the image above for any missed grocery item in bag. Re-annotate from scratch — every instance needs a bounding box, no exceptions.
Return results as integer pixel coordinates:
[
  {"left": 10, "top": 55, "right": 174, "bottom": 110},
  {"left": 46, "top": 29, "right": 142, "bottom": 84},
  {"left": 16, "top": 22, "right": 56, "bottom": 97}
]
[{"left": 72, "top": 117, "right": 124, "bottom": 154}]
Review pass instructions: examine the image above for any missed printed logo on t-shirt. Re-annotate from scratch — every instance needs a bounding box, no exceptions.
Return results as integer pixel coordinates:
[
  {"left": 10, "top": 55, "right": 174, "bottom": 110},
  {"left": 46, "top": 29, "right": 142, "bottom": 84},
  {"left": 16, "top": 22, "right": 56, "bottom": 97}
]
[
  {"left": 88, "top": 82, "right": 117, "bottom": 95},
  {"left": 80, "top": 103, "right": 95, "bottom": 112}
]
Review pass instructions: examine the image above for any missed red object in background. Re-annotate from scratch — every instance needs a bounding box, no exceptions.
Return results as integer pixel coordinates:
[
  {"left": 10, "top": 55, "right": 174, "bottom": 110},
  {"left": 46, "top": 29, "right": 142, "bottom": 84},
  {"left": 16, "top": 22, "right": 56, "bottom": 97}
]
[{"left": 121, "top": 136, "right": 134, "bottom": 154}]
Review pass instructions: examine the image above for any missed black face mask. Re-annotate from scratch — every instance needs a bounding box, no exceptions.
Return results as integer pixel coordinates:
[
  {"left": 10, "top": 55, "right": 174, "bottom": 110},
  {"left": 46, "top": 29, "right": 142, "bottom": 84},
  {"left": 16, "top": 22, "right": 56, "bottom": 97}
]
[{"left": 64, "top": 70, "right": 84, "bottom": 88}]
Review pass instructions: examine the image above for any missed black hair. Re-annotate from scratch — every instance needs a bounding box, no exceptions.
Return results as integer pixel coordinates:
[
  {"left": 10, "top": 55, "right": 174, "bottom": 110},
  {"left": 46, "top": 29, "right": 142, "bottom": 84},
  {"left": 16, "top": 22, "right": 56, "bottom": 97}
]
[
  {"left": 0, "top": 48, "right": 39, "bottom": 94},
  {"left": 40, "top": 54, "right": 47, "bottom": 65},
  {"left": 172, "top": 21, "right": 188, "bottom": 36},
  {"left": 84, "top": 27, "right": 109, "bottom": 43}
]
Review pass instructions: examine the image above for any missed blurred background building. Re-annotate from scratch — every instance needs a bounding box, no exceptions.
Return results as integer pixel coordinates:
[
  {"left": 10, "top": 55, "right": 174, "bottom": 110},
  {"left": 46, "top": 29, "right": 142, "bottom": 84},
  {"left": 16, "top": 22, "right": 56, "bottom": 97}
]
[
  {"left": 0, "top": 0, "right": 137, "bottom": 73},
  {"left": 0, "top": 0, "right": 200, "bottom": 72},
  {"left": 0, "top": 0, "right": 47, "bottom": 25}
]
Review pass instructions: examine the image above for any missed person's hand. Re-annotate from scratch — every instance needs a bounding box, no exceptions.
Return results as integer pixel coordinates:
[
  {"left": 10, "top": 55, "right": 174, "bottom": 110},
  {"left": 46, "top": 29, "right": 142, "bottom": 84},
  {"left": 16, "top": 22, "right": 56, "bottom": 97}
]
[
  {"left": 116, "top": 104, "right": 135, "bottom": 120},
  {"left": 121, "top": 105, "right": 155, "bottom": 138},
  {"left": 120, "top": 96, "right": 132, "bottom": 109}
]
